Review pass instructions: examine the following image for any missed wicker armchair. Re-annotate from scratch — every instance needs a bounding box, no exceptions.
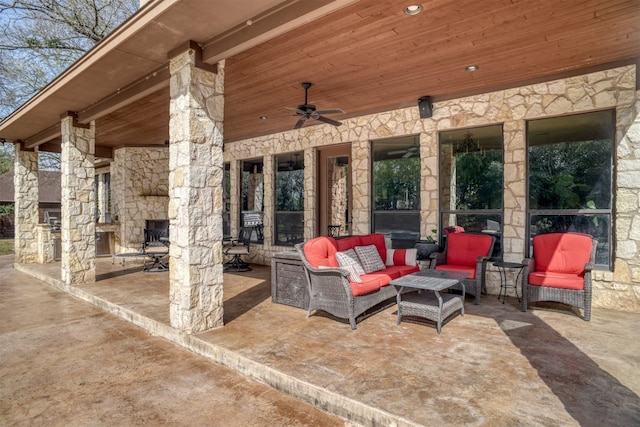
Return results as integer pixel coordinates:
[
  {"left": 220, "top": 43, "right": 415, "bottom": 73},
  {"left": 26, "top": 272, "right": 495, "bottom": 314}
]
[
  {"left": 521, "top": 232, "right": 597, "bottom": 320},
  {"left": 428, "top": 232, "right": 495, "bottom": 304}
]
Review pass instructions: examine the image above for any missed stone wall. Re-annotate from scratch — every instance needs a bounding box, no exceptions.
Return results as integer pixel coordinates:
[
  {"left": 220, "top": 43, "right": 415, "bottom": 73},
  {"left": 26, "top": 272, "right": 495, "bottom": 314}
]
[
  {"left": 224, "top": 65, "right": 640, "bottom": 313},
  {"left": 112, "top": 146, "right": 169, "bottom": 252}
]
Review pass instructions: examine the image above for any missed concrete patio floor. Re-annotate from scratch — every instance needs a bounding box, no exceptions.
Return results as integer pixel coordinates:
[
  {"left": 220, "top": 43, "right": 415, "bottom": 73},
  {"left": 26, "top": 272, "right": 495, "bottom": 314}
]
[{"left": 9, "top": 255, "right": 640, "bottom": 426}]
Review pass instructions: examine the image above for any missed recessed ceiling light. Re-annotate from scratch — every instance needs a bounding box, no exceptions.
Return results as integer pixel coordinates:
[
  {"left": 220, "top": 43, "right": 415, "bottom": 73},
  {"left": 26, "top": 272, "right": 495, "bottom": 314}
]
[
  {"left": 465, "top": 65, "right": 479, "bottom": 72},
  {"left": 259, "top": 116, "right": 268, "bottom": 120},
  {"left": 403, "top": 4, "right": 423, "bottom": 15}
]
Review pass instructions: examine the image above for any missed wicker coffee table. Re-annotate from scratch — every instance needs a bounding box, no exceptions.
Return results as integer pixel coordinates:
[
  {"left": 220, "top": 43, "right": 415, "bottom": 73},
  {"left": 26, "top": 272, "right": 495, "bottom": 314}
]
[{"left": 391, "top": 269, "right": 470, "bottom": 333}]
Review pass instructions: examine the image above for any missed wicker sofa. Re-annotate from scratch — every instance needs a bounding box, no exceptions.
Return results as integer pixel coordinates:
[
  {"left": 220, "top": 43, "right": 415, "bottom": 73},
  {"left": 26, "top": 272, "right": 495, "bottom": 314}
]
[{"left": 295, "top": 233, "right": 420, "bottom": 330}]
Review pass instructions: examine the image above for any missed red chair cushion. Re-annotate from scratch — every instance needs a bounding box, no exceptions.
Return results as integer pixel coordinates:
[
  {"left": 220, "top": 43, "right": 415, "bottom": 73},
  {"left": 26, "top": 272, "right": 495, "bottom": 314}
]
[
  {"left": 435, "top": 264, "right": 475, "bottom": 279},
  {"left": 528, "top": 272, "right": 585, "bottom": 290},
  {"left": 304, "top": 236, "right": 339, "bottom": 268},
  {"left": 445, "top": 233, "right": 493, "bottom": 267},
  {"left": 533, "top": 233, "right": 592, "bottom": 275}
]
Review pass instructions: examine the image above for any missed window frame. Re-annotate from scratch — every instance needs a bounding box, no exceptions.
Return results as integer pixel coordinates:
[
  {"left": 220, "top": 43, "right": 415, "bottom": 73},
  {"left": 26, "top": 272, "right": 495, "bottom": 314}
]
[
  {"left": 525, "top": 110, "right": 615, "bottom": 269},
  {"left": 370, "top": 135, "right": 421, "bottom": 248},
  {"left": 438, "top": 124, "right": 505, "bottom": 259}
]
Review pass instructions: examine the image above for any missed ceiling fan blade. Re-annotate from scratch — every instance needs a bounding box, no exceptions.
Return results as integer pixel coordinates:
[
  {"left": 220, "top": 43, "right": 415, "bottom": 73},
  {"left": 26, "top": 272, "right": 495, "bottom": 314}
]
[
  {"left": 315, "top": 115, "right": 342, "bottom": 126},
  {"left": 315, "top": 109, "right": 344, "bottom": 115},
  {"left": 286, "top": 107, "right": 306, "bottom": 115},
  {"left": 402, "top": 151, "right": 415, "bottom": 158},
  {"left": 388, "top": 149, "right": 408, "bottom": 155},
  {"left": 293, "top": 118, "right": 307, "bottom": 129}
]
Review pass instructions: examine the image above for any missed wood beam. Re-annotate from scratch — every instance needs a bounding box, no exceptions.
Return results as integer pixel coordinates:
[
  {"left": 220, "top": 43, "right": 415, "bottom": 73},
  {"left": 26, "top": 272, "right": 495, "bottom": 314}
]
[
  {"left": 95, "top": 146, "right": 114, "bottom": 159},
  {"left": 202, "top": 0, "right": 357, "bottom": 64},
  {"left": 23, "top": 123, "right": 61, "bottom": 149},
  {"left": 78, "top": 66, "right": 170, "bottom": 124},
  {"left": 38, "top": 141, "right": 62, "bottom": 153}
]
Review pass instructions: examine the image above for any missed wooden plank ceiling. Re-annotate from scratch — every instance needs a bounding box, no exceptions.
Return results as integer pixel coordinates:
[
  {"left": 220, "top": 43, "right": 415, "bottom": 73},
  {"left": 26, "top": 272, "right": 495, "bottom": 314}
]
[{"left": 95, "top": 0, "right": 640, "bottom": 148}]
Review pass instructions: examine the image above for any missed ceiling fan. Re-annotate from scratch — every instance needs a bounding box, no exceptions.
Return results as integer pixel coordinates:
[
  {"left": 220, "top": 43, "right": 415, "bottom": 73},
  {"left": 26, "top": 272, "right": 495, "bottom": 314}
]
[
  {"left": 285, "top": 82, "right": 344, "bottom": 129},
  {"left": 388, "top": 145, "right": 419, "bottom": 158}
]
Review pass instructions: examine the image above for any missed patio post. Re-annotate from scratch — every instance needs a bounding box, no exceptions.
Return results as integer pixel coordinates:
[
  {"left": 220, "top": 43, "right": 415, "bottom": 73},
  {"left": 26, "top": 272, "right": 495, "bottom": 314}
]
[
  {"left": 60, "top": 113, "right": 96, "bottom": 284},
  {"left": 13, "top": 144, "right": 39, "bottom": 263},
  {"left": 168, "top": 43, "right": 225, "bottom": 333}
]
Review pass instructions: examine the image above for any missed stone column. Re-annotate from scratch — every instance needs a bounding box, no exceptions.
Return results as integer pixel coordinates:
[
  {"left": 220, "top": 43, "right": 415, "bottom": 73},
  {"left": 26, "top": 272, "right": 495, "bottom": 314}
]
[
  {"left": 60, "top": 114, "right": 96, "bottom": 284},
  {"left": 502, "top": 120, "right": 527, "bottom": 262},
  {"left": 168, "top": 47, "right": 224, "bottom": 333},
  {"left": 351, "top": 140, "right": 371, "bottom": 234},
  {"left": 420, "top": 131, "right": 439, "bottom": 237},
  {"left": 303, "top": 148, "right": 316, "bottom": 240},
  {"left": 14, "top": 144, "right": 39, "bottom": 263},
  {"left": 262, "top": 155, "right": 274, "bottom": 245}
]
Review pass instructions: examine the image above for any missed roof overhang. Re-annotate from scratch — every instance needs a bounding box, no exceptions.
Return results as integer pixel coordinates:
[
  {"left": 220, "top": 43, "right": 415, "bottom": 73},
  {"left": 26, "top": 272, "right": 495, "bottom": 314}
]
[{"left": 0, "top": 0, "right": 357, "bottom": 144}]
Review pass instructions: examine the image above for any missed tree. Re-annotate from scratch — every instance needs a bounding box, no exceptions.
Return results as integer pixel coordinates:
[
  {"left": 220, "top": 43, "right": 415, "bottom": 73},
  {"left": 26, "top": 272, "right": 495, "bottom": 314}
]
[
  {"left": 0, "top": 0, "right": 139, "bottom": 121},
  {"left": 0, "top": 143, "right": 13, "bottom": 175}
]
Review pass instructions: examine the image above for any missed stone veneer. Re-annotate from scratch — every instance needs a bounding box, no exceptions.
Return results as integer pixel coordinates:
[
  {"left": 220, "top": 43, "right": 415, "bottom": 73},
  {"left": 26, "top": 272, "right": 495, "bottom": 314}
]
[
  {"left": 60, "top": 115, "right": 96, "bottom": 285},
  {"left": 168, "top": 49, "right": 225, "bottom": 333},
  {"left": 224, "top": 65, "right": 640, "bottom": 313},
  {"left": 13, "top": 145, "right": 39, "bottom": 263},
  {"left": 111, "top": 146, "right": 169, "bottom": 252}
]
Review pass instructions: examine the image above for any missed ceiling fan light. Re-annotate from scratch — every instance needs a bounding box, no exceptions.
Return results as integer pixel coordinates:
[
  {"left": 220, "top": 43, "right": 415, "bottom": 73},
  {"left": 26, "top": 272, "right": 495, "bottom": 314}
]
[{"left": 403, "top": 4, "right": 423, "bottom": 15}]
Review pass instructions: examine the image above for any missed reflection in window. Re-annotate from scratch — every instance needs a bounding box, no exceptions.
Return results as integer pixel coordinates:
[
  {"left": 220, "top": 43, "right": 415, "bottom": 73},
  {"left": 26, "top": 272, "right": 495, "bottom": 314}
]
[
  {"left": 372, "top": 135, "right": 420, "bottom": 248},
  {"left": 439, "top": 125, "right": 504, "bottom": 258},
  {"left": 223, "top": 163, "right": 230, "bottom": 238},
  {"left": 275, "top": 152, "right": 304, "bottom": 246},
  {"left": 527, "top": 110, "right": 614, "bottom": 268},
  {"left": 241, "top": 158, "right": 264, "bottom": 243}
]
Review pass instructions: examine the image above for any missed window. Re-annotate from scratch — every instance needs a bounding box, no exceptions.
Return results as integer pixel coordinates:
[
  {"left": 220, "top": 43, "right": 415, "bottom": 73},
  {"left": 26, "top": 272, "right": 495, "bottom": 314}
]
[
  {"left": 241, "top": 158, "right": 264, "bottom": 243},
  {"left": 439, "top": 125, "right": 504, "bottom": 258},
  {"left": 527, "top": 110, "right": 614, "bottom": 268},
  {"left": 275, "top": 152, "right": 304, "bottom": 246},
  {"left": 223, "top": 163, "right": 230, "bottom": 238},
  {"left": 372, "top": 135, "right": 420, "bottom": 248}
]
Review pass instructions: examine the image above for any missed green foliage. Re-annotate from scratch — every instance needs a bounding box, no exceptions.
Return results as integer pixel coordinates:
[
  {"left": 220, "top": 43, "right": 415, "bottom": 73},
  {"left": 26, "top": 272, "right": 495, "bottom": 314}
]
[
  {"left": 0, "top": 238, "right": 14, "bottom": 255},
  {"left": 0, "top": 145, "right": 13, "bottom": 175},
  {"left": 276, "top": 169, "right": 304, "bottom": 211},
  {"left": 373, "top": 157, "right": 420, "bottom": 210},
  {"left": 529, "top": 140, "right": 611, "bottom": 209},
  {"left": 455, "top": 150, "right": 503, "bottom": 210},
  {"left": 0, "top": 203, "right": 14, "bottom": 216}
]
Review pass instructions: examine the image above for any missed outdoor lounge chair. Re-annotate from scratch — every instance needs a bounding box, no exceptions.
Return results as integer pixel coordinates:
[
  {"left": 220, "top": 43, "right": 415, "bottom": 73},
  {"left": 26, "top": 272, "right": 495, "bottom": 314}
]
[
  {"left": 142, "top": 227, "right": 169, "bottom": 272},
  {"left": 521, "top": 232, "right": 596, "bottom": 320},
  {"left": 428, "top": 232, "right": 495, "bottom": 304},
  {"left": 224, "top": 227, "right": 253, "bottom": 272}
]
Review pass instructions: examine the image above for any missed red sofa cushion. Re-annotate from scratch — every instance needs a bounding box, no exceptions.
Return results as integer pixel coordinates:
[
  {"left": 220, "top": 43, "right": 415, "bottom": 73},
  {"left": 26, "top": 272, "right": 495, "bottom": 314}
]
[
  {"left": 304, "top": 236, "right": 339, "bottom": 268},
  {"left": 336, "top": 236, "right": 362, "bottom": 252},
  {"left": 383, "top": 264, "right": 420, "bottom": 277},
  {"left": 349, "top": 276, "right": 384, "bottom": 296},
  {"left": 446, "top": 233, "right": 493, "bottom": 267},
  {"left": 533, "top": 232, "right": 592, "bottom": 275},
  {"left": 435, "top": 264, "right": 475, "bottom": 279},
  {"left": 528, "top": 271, "right": 585, "bottom": 290}
]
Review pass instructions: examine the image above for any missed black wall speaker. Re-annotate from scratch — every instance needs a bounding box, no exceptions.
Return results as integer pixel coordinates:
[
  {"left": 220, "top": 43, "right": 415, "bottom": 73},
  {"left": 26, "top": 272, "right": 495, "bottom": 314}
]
[{"left": 418, "top": 96, "right": 432, "bottom": 118}]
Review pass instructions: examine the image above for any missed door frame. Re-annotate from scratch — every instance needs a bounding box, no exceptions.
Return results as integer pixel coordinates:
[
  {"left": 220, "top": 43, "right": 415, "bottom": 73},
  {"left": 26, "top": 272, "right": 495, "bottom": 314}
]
[{"left": 317, "top": 143, "right": 352, "bottom": 237}]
